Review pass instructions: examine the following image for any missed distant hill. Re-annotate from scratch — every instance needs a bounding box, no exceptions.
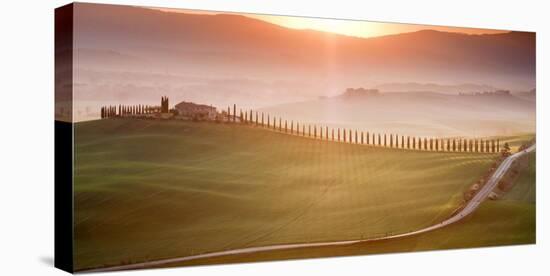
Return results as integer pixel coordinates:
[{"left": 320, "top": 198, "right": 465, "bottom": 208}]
[
  {"left": 75, "top": 3, "right": 535, "bottom": 89},
  {"left": 374, "top": 83, "right": 500, "bottom": 94},
  {"left": 514, "top": 88, "right": 536, "bottom": 102},
  {"left": 72, "top": 3, "right": 536, "bottom": 122},
  {"left": 260, "top": 91, "right": 535, "bottom": 137}
]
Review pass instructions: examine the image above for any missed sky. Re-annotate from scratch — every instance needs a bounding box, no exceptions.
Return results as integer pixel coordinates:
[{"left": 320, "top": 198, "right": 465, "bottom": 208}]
[{"left": 155, "top": 7, "right": 507, "bottom": 38}]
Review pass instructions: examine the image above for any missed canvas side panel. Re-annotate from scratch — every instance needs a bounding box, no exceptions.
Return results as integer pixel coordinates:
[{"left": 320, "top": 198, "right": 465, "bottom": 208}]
[{"left": 54, "top": 3, "right": 74, "bottom": 273}]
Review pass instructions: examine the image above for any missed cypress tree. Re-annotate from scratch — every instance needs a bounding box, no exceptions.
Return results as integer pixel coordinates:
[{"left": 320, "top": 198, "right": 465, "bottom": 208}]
[
  {"left": 332, "top": 128, "right": 335, "bottom": 141},
  {"left": 361, "top": 131, "right": 364, "bottom": 144},
  {"left": 233, "top": 104, "right": 236, "bottom": 122},
  {"left": 435, "top": 139, "right": 439, "bottom": 151},
  {"left": 384, "top": 134, "right": 387, "bottom": 147},
  {"left": 343, "top": 128, "right": 346, "bottom": 142},
  {"left": 314, "top": 125, "right": 317, "bottom": 138},
  {"left": 285, "top": 120, "right": 288, "bottom": 133},
  {"left": 367, "top": 132, "right": 370, "bottom": 145},
  {"left": 390, "top": 134, "right": 393, "bottom": 148},
  {"left": 407, "top": 136, "right": 410, "bottom": 149},
  {"left": 338, "top": 128, "right": 341, "bottom": 141},
  {"left": 497, "top": 139, "right": 500, "bottom": 152},
  {"left": 267, "top": 114, "right": 270, "bottom": 128},
  {"left": 479, "top": 140, "right": 483, "bottom": 152},
  {"left": 291, "top": 121, "right": 294, "bottom": 134},
  {"left": 424, "top": 138, "right": 428, "bottom": 150},
  {"left": 355, "top": 130, "right": 357, "bottom": 144},
  {"left": 479, "top": 139, "right": 485, "bottom": 152},
  {"left": 261, "top": 113, "right": 264, "bottom": 126},
  {"left": 303, "top": 124, "right": 305, "bottom": 136},
  {"left": 279, "top": 118, "right": 282, "bottom": 131},
  {"left": 326, "top": 126, "right": 329, "bottom": 140},
  {"left": 349, "top": 129, "right": 352, "bottom": 143}
]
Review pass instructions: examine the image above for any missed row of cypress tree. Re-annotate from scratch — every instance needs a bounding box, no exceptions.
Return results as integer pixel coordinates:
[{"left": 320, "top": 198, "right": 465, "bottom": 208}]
[
  {"left": 100, "top": 104, "right": 160, "bottom": 118},
  {"left": 228, "top": 107, "right": 500, "bottom": 153}
]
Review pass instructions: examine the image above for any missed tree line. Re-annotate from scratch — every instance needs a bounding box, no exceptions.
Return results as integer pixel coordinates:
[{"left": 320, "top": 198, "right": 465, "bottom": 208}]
[
  {"left": 100, "top": 104, "right": 161, "bottom": 119},
  {"left": 227, "top": 106, "right": 501, "bottom": 153}
]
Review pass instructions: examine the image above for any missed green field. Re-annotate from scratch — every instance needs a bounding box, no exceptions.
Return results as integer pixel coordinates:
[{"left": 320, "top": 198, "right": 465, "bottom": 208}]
[
  {"left": 74, "top": 118, "right": 499, "bottom": 270},
  {"left": 496, "top": 134, "right": 536, "bottom": 152},
  {"left": 164, "top": 154, "right": 536, "bottom": 268}
]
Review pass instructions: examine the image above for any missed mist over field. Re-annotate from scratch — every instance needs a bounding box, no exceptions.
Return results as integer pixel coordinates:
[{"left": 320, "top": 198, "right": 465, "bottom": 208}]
[
  {"left": 260, "top": 92, "right": 535, "bottom": 137},
  {"left": 71, "top": 3, "right": 535, "bottom": 137}
]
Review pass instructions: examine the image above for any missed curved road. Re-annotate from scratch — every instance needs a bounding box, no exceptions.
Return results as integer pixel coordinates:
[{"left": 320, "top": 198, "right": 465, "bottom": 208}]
[{"left": 82, "top": 144, "right": 536, "bottom": 273}]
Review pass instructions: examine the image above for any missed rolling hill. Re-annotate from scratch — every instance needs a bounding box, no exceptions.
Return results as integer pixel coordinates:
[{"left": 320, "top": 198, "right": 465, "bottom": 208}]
[
  {"left": 259, "top": 91, "right": 535, "bottom": 137},
  {"left": 74, "top": 118, "right": 496, "bottom": 270},
  {"left": 72, "top": 3, "right": 536, "bottom": 118}
]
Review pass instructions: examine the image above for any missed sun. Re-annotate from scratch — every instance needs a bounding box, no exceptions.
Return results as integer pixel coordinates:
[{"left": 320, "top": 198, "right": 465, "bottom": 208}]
[{"left": 252, "top": 14, "right": 384, "bottom": 38}]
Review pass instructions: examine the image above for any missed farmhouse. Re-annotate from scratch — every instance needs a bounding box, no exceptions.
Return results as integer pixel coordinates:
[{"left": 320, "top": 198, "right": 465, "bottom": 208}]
[{"left": 175, "top": 101, "right": 217, "bottom": 120}]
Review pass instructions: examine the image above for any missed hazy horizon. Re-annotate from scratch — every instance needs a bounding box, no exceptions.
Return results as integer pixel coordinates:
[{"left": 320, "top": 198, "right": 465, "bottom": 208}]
[
  {"left": 153, "top": 7, "right": 509, "bottom": 39},
  {"left": 67, "top": 3, "right": 536, "bottom": 137}
]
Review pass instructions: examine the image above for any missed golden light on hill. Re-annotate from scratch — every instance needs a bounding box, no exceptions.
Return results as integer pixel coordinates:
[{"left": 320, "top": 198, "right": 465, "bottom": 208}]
[{"left": 155, "top": 7, "right": 506, "bottom": 38}]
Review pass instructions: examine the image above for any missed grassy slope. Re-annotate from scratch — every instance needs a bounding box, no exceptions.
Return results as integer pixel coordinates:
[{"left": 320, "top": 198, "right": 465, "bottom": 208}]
[
  {"left": 496, "top": 134, "right": 536, "bottom": 152},
  {"left": 168, "top": 154, "right": 535, "bottom": 268},
  {"left": 74, "top": 118, "right": 497, "bottom": 270}
]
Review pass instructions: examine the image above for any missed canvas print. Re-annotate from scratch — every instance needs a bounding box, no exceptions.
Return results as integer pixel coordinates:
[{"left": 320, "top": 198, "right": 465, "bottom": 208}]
[{"left": 55, "top": 2, "right": 536, "bottom": 273}]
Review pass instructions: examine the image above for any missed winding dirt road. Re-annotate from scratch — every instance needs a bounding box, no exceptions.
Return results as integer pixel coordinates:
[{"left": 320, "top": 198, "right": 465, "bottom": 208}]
[{"left": 82, "top": 144, "right": 536, "bottom": 273}]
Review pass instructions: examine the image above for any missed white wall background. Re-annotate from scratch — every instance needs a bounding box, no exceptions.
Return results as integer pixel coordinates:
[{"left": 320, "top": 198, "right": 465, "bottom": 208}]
[{"left": 0, "top": 0, "right": 548, "bottom": 275}]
